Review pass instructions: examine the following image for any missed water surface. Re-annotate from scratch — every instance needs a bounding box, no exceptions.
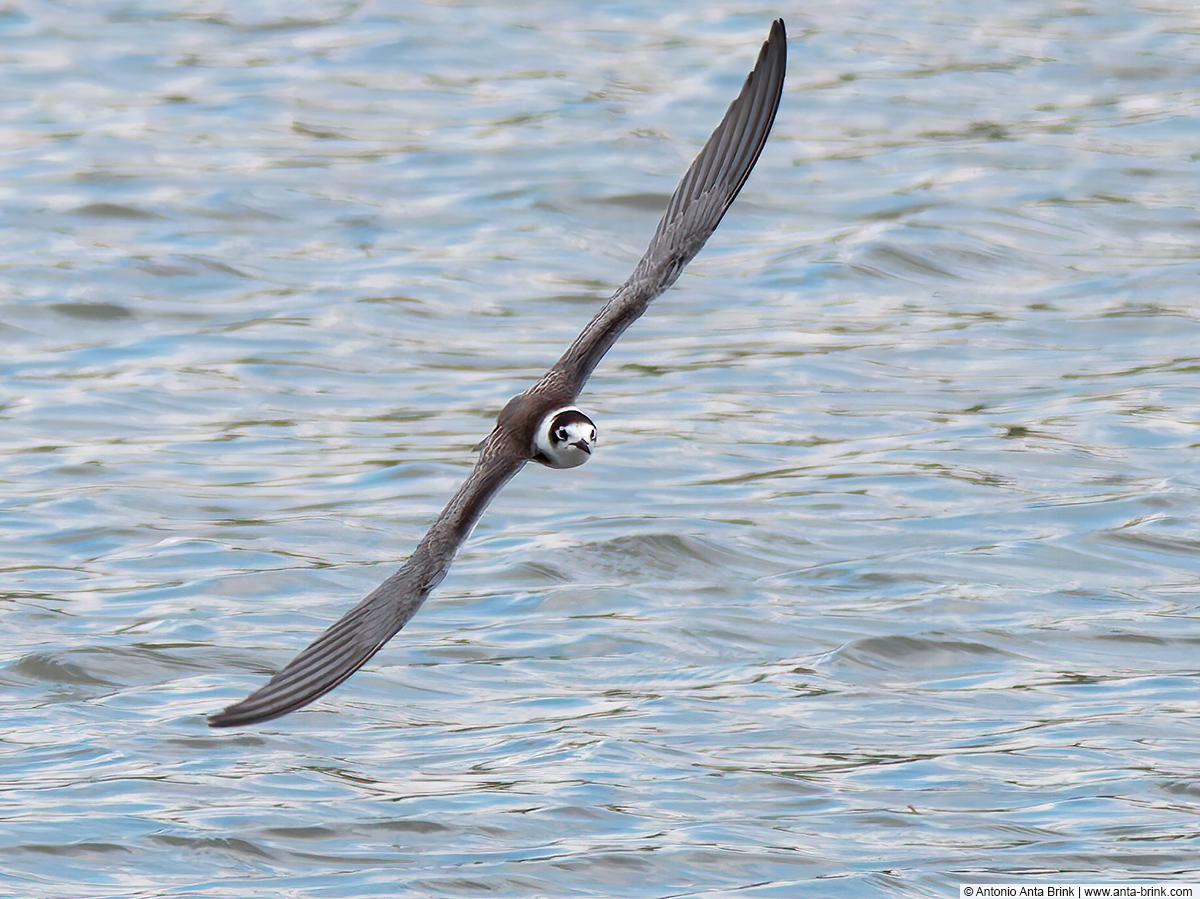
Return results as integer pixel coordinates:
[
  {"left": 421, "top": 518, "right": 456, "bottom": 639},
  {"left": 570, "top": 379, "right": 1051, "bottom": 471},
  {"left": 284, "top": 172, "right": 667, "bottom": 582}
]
[{"left": 3, "top": 1, "right": 1200, "bottom": 896}]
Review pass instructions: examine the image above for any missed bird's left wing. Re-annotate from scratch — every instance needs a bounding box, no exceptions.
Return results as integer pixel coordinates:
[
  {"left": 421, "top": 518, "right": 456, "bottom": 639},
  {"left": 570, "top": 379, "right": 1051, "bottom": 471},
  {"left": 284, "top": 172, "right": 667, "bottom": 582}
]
[
  {"left": 208, "top": 442, "right": 526, "bottom": 727},
  {"left": 551, "top": 18, "right": 786, "bottom": 398}
]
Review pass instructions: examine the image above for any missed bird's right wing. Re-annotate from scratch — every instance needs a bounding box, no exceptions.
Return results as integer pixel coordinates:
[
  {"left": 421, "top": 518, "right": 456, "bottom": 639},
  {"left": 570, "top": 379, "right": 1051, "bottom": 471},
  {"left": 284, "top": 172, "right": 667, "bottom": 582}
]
[
  {"left": 207, "top": 441, "right": 527, "bottom": 727},
  {"left": 552, "top": 18, "right": 787, "bottom": 398}
]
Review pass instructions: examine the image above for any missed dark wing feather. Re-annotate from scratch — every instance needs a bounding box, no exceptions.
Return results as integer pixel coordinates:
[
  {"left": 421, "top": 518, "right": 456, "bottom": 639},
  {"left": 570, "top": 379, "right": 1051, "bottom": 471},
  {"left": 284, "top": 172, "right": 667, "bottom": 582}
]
[
  {"left": 207, "top": 443, "right": 525, "bottom": 727},
  {"left": 552, "top": 18, "right": 786, "bottom": 397}
]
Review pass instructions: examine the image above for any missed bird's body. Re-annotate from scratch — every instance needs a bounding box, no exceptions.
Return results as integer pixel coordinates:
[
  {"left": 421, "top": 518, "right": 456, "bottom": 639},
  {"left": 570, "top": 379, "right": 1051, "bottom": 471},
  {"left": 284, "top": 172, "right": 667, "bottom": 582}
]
[{"left": 209, "top": 19, "right": 787, "bottom": 727}]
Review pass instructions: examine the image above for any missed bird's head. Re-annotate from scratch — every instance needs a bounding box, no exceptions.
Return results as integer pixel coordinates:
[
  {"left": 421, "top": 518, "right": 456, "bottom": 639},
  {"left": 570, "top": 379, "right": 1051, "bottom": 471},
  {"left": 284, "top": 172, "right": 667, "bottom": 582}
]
[{"left": 532, "top": 407, "right": 597, "bottom": 469}]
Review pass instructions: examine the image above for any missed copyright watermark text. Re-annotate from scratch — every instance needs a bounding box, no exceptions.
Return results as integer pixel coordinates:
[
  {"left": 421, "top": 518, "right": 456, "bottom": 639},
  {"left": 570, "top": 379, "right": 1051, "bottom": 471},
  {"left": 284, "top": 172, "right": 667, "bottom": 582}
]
[{"left": 960, "top": 886, "right": 1197, "bottom": 898}]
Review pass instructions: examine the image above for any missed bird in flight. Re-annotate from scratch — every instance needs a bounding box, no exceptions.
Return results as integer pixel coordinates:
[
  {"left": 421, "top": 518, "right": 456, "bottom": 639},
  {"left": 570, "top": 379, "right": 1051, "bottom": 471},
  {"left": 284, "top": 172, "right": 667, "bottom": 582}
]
[{"left": 209, "top": 19, "right": 787, "bottom": 727}]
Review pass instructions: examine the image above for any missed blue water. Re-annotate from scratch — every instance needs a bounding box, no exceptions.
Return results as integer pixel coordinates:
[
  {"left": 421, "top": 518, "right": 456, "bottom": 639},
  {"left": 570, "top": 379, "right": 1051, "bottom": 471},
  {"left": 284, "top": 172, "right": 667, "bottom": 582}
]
[{"left": 2, "top": 1, "right": 1200, "bottom": 896}]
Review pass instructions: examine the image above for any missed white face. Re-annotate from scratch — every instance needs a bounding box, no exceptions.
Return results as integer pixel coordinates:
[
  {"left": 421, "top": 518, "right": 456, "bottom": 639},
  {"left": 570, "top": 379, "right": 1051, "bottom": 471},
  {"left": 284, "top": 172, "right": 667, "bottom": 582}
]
[{"left": 534, "top": 407, "right": 598, "bottom": 469}]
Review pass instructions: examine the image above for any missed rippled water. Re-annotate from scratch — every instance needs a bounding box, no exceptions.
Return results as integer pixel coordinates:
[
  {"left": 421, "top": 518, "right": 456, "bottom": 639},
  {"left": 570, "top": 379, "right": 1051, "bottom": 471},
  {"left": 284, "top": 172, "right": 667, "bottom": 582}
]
[{"left": 3, "top": 1, "right": 1200, "bottom": 896}]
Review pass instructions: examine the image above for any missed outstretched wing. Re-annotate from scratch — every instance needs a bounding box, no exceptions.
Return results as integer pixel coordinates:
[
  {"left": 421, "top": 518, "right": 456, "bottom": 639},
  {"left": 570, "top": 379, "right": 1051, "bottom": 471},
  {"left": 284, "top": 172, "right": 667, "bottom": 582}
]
[
  {"left": 208, "top": 442, "right": 526, "bottom": 727},
  {"left": 552, "top": 18, "right": 786, "bottom": 398}
]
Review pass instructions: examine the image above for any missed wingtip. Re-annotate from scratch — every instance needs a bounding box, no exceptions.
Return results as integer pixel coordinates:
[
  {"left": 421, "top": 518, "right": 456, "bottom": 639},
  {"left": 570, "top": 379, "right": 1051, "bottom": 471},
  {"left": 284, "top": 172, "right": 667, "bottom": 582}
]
[
  {"left": 768, "top": 18, "right": 787, "bottom": 66},
  {"left": 206, "top": 699, "right": 264, "bottom": 728},
  {"left": 206, "top": 706, "right": 248, "bottom": 728},
  {"left": 205, "top": 675, "right": 335, "bottom": 728},
  {"left": 766, "top": 18, "right": 787, "bottom": 70},
  {"left": 206, "top": 694, "right": 304, "bottom": 728}
]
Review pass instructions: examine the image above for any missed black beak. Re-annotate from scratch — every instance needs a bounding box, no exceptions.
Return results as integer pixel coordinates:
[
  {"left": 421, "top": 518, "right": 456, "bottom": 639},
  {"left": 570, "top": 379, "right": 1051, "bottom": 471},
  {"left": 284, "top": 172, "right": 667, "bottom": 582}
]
[{"left": 572, "top": 440, "right": 592, "bottom": 455}]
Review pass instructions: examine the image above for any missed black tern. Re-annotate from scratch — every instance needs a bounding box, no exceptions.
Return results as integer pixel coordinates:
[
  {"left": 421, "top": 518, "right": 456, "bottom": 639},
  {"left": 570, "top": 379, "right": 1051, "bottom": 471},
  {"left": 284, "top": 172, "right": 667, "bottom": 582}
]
[{"left": 209, "top": 19, "right": 786, "bottom": 726}]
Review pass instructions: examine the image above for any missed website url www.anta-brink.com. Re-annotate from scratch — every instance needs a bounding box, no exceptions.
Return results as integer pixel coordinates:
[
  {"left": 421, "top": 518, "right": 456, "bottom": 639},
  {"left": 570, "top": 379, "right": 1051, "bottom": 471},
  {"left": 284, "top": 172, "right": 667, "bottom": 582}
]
[{"left": 960, "top": 885, "right": 1197, "bottom": 898}]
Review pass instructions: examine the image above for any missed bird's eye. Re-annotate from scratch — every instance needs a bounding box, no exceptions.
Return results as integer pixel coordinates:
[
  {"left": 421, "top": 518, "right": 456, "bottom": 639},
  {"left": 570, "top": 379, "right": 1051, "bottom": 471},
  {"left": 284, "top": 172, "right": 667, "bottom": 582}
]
[{"left": 555, "top": 427, "right": 568, "bottom": 441}]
